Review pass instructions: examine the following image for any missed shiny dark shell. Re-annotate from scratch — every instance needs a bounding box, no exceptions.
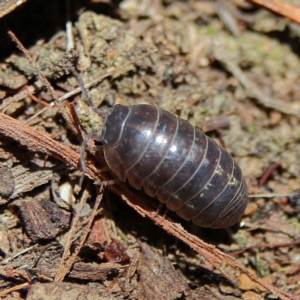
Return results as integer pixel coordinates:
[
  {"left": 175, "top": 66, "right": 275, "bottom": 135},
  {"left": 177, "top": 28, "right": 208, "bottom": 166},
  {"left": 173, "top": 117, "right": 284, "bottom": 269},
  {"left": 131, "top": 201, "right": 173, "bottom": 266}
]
[{"left": 100, "top": 104, "right": 248, "bottom": 228}]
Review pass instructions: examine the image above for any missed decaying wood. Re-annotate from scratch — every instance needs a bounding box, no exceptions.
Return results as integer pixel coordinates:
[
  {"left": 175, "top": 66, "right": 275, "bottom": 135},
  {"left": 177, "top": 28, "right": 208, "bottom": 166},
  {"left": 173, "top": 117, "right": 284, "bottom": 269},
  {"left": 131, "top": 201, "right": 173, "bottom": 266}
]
[
  {"left": 68, "top": 262, "right": 121, "bottom": 281},
  {"left": 136, "top": 243, "right": 190, "bottom": 299},
  {"left": 17, "top": 198, "right": 71, "bottom": 242}
]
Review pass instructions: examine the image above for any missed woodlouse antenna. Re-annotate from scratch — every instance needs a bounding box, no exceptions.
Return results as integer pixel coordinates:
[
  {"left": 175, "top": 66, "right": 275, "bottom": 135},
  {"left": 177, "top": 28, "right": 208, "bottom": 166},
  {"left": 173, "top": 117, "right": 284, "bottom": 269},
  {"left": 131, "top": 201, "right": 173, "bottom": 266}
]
[
  {"left": 68, "top": 62, "right": 107, "bottom": 186},
  {"left": 69, "top": 65, "right": 108, "bottom": 118}
]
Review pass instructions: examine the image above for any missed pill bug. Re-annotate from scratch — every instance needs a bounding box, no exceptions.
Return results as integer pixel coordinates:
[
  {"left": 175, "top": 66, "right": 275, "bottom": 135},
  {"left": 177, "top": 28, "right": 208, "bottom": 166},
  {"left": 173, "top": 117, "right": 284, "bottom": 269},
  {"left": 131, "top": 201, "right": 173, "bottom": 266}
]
[{"left": 89, "top": 104, "right": 248, "bottom": 229}]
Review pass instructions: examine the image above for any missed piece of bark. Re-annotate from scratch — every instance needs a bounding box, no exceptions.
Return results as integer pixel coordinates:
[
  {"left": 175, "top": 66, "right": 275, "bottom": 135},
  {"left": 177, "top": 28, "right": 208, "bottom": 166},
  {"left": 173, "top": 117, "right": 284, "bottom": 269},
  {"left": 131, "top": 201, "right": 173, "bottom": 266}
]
[
  {"left": 68, "top": 262, "right": 121, "bottom": 281},
  {"left": 0, "top": 223, "right": 11, "bottom": 257},
  {"left": 27, "top": 282, "right": 120, "bottom": 300},
  {"left": 10, "top": 166, "right": 53, "bottom": 199},
  {"left": 202, "top": 115, "right": 230, "bottom": 133},
  {"left": 0, "top": 167, "right": 14, "bottom": 198},
  {"left": 87, "top": 218, "right": 130, "bottom": 263},
  {"left": 187, "top": 286, "right": 241, "bottom": 300},
  {"left": 17, "top": 198, "right": 71, "bottom": 241},
  {"left": 137, "top": 242, "right": 190, "bottom": 300},
  {"left": 32, "top": 242, "right": 64, "bottom": 279},
  {"left": 0, "top": 74, "right": 27, "bottom": 89}
]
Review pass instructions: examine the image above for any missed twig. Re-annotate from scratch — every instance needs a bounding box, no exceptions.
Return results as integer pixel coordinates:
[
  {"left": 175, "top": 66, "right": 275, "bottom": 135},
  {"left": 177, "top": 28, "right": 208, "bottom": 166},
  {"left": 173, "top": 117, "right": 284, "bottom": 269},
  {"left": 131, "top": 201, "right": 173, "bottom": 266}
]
[
  {"left": 65, "top": 0, "right": 74, "bottom": 51},
  {"left": 54, "top": 185, "right": 91, "bottom": 281},
  {"left": 0, "top": 81, "right": 44, "bottom": 112},
  {"left": 250, "top": 0, "right": 300, "bottom": 25},
  {"left": 258, "top": 163, "right": 281, "bottom": 188},
  {"left": 217, "top": 54, "right": 300, "bottom": 116},
  {"left": 229, "top": 241, "right": 300, "bottom": 256},
  {"left": 0, "top": 282, "right": 30, "bottom": 297},
  {"left": 54, "top": 186, "right": 104, "bottom": 282},
  {"left": 8, "top": 31, "right": 59, "bottom": 102},
  {"left": 215, "top": 0, "right": 241, "bottom": 36},
  {"left": 0, "top": 0, "right": 27, "bottom": 18}
]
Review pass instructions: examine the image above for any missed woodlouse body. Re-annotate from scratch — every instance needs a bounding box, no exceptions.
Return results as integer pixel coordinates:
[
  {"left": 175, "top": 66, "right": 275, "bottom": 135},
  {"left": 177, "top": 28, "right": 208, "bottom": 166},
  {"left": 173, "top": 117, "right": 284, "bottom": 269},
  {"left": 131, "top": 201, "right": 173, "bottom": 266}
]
[{"left": 99, "top": 104, "right": 248, "bottom": 228}]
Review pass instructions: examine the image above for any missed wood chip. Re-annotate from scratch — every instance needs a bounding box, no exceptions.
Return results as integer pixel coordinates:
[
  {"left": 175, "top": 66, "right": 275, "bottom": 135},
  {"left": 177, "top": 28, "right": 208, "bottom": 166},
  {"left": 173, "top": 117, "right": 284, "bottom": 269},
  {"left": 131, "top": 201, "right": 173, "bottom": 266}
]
[
  {"left": 0, "top": 167, "right": 14, "bottom": 198},
  {"left": 17, "top": 198, "right": 71, "bottom": 241},
  {"left": 136, "top": 242, "right": 190, "bottom": 300},
  {"left": 68, "top": 262, "right": 121, "bottom": 281}
]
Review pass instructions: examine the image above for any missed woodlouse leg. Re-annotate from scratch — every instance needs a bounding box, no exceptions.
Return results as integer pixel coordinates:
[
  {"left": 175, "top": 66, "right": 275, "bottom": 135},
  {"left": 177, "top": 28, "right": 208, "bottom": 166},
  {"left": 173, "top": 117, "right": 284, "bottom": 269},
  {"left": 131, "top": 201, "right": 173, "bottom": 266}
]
[
  {"left": 85, "top": 145, "right": 103, "bottom": 152},
  {"left": 162, "top": 207, "right": 170, "bottom": 219},
  {"left": 154, "top": 202, "right": 166, "bottom": 217},
  {"left": 95, "top": 179, "right": 121, "bottom": 186},
  {"left": 154, "top": 204, "right": 170, "bottom": 223},
  {"left": 79, "top": 131, "right": 102, "bottom": 186},
  {"left": 80, "top": 135, "right": 117, "bottom": 187}
]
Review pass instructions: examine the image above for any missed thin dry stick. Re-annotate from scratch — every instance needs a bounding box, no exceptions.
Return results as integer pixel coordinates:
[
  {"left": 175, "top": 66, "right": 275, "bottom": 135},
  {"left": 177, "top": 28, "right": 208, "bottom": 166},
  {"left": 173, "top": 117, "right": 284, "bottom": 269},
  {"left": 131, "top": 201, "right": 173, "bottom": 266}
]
[
  {"left": 0, "top": 112, "right": 294, "bottom": 300},
  {"left": 26, "top": 87, "right": 55, "bottom": 108},
  {"left": 0, "top": 81, "right": 44, "bottom": 112},
  {"left": 55, "top": 186, "right": 104, "bottom": 282},
  {"left": 8, "top": 31, "right": 58, "bottom": 102},
  {"left": 54, "top": 185, "right": 92, "bottom": 281},
  {"left": 0, "top": 0, "right": 28, "bottom": 18},
  {"left": 124, "top": 252, "right": 140, "bottom": 292},
  {"left": 25, "top": 106, "right": 48, "bottom": 125},
  {"left": 0, "top": 283, "right": 31, "bottom": 297},
  {"left": 229, "top": 241, "right": 300, "bottom": 256},
  {"left": 250, "top": 0, "right": 300, "bottom": 25},
  {"left": 217, "top": 54, "right": 300, "bottom": 116}
]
